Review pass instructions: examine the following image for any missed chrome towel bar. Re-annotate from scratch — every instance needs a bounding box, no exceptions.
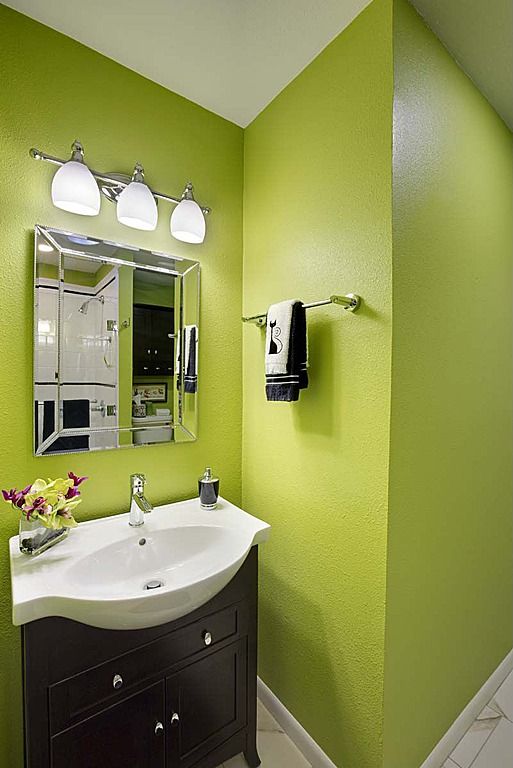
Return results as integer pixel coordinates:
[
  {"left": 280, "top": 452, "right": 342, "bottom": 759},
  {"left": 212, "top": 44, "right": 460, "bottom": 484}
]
[{"left": 242, "top": 293, "right": 361, "bottom": 327}]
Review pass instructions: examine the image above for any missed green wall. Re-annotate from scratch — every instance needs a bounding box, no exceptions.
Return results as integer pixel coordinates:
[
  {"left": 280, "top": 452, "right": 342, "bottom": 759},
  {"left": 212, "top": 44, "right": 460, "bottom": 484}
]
[
  {"left": 0, "top": 5, "right": 243, "bottom": 764},
  {"left": 242, "top": 2, "right": 393, "bottom": 766},
  {"left": 383, "top": 2, "right": 513, "bottom": 766}
]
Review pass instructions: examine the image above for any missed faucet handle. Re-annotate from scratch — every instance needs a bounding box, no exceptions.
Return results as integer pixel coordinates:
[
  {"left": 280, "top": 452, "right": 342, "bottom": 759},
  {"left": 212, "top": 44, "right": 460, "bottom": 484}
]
[{"left": 130, "top": 473, "right": 146, "bottom": 492}]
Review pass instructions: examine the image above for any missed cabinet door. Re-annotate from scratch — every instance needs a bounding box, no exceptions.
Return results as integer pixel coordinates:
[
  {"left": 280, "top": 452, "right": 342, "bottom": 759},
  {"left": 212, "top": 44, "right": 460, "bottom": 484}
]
[
  {"left": 151, "top": 306, "right": 174, "bottom": 370},
  {"left": 133, "top": 305, "right": 153, "bottom": 374},
  {"left": 51, "top": 681, "right": 165, "bottom": 768},
  {"left": 166, "top": 639, "right": 247, "bottom": 767}
]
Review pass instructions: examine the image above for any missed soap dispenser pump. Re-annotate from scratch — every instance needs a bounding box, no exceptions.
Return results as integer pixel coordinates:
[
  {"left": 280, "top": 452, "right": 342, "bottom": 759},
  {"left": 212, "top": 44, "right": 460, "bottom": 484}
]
[{"left": 198, "top": 467, "right": 219, "bottom": 510}]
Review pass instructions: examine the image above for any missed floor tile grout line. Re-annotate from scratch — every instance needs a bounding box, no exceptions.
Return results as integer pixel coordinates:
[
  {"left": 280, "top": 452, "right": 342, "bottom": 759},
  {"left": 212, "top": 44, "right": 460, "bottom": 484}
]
[
  {"left": 449, "top": 712, "right": 502, "bottom": 767},
  {"left": 466, "top": 715, "right": 503, "bottom": 768},
  {"left": 490, "top": 700, "right": 513, "bottom": 724}
]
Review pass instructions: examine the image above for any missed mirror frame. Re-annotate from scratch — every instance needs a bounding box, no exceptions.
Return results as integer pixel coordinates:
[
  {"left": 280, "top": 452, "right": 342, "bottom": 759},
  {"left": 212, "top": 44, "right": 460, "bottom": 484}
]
[{"left": 33, "top": 224, "right": 200, "bottom": 455}]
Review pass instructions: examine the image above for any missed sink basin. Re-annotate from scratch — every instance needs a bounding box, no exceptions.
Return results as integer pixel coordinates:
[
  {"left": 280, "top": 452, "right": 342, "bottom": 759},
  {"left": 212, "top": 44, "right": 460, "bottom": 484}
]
[{"left": 9, "top": 497, "right": 270, "bottom": 630}]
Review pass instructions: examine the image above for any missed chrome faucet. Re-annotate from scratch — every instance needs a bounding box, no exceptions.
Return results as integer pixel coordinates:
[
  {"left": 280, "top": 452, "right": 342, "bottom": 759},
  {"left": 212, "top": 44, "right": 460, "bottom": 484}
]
[{"left": 129, "top": 474, "right": 153, "bottom": 527}]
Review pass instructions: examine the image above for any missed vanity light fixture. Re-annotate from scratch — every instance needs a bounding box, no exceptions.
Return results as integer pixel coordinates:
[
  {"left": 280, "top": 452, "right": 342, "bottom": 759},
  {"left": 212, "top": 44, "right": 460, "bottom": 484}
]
[
  {"left": 37, "top": 242, "right": 53, "bottom": 253},
  {"left": 116, "top": 163, "right": 158, "bottom": 231},
  {"left": 30, "top": 140, "right": 211, "bottom": 244},
  {"left": 171, "top": 183, "right": 206, "bottom": 244},
  {"left": 49, "top": 140, "right": 101, "bottom": 216},
  {"left": 67, "top": 235, "right": 100, "bottom": 246}
]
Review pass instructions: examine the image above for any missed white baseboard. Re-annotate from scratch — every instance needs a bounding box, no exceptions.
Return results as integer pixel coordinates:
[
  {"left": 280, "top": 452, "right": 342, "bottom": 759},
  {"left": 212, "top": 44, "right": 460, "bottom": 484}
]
[
  {"left": 258, "top": 651, "right": 513, "bottom": 768},
  {"left": 257, "top": 677, "right": 337, "bottom": 768},
  {"left": 419, "top": 648, "right": 513, "bottom": 768}
]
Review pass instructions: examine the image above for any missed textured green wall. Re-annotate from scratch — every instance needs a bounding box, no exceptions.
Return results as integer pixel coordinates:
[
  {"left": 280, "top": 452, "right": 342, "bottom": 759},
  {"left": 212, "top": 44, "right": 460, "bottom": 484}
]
[
  {"left": 0, "top": 5, "right": 243, "bottom": 765},
  {"left": 242, "top": 2, "right": 393, "bottom": 766},
  {"left": 383, "top": 2, "right": 513, "bottom": 766}
]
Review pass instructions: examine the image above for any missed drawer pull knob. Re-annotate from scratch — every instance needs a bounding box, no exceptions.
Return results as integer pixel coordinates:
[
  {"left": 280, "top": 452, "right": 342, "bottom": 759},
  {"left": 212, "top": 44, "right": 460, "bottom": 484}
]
[
  {"left": 170, "top": 712, "right": 180, "bottom": 728},
  {"left": 203, "top": 630, "right": 212, "bottom": 646},
  {"left": 155, "top": 721, "right": 164, "bottom": 735},
  {"left": 112, "top": 674, "right": 123, "bottom": 690}
]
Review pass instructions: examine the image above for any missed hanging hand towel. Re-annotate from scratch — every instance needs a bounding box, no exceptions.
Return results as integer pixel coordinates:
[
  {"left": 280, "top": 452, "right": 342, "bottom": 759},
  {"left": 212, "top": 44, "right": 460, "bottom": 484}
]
[
  {"left": 265, "top": 301, "right": 308, "bottom": 401},
  {"left": 265, "top": 299, "right": 295, "bottom": 376},
  {"left": 184, "top": 324, "right": 198, "bottom": 393}
]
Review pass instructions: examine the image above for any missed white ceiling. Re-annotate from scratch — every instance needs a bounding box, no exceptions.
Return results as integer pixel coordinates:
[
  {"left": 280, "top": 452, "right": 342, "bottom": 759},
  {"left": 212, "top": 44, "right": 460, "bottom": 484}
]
[
  {"left": 3, "top": 0, "right": 372, "bottom": 127},
  {"left": 411, "top": 0, "right": 513, "bottom": 129},
  {"left": 4, "top": 0, "right": 512, "bottom": 129}
]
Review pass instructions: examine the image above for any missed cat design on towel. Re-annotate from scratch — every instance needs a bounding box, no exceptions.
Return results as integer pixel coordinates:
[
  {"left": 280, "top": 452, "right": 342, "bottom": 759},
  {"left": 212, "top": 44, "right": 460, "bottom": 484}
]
[{"left": 268, "top": 320, "right": 283, "bottom": 355}]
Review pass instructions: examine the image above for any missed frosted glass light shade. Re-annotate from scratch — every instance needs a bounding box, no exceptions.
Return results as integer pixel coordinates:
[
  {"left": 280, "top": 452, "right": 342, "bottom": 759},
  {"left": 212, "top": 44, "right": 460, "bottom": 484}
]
[
  {"left": 51, "top": 161, "right": 101, "bottom": 216},
  {"left": 170, "top": 199, "right": 206, "bottom": 244},
  {"left": 117, "top": 181, "right": 158, "bottom": 231}
]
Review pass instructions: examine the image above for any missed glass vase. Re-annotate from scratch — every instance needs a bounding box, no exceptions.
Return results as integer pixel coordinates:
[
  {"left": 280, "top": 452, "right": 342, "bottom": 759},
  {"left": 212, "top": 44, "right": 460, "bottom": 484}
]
[{"left": 18, "top": 517, "right": 69, "bottom": 556}]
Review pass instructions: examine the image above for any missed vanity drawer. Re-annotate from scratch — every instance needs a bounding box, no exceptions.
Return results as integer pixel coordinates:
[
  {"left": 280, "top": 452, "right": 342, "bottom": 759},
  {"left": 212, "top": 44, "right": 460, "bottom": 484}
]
[{"left": 49, "top": 602, "right": 245, "bottom": 734}]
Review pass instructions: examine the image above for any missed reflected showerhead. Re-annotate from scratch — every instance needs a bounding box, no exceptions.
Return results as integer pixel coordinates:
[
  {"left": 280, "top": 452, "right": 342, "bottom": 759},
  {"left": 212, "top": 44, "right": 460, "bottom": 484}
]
[{"left": 78, "top": 295, "right": 105, "bottom": 314}]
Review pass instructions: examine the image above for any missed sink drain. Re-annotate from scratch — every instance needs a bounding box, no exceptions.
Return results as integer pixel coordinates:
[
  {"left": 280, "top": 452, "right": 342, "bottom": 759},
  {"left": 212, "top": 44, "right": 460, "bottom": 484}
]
[{"left": 144, "top": 579, "right": 164, "bottom": 591}]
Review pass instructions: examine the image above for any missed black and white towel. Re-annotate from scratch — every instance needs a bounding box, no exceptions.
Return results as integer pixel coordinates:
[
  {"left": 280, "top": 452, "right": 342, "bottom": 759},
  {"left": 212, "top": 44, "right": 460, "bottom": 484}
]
[
  {"left": 265, "top": 300, "right": 308, "bottom": 402},
  {"left": 184, "top": 324, "right": 198, "bottom": 394}
]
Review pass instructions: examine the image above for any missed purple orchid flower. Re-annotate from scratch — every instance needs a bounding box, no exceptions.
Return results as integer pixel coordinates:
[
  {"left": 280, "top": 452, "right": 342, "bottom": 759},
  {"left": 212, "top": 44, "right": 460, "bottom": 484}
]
[
  {"left": 68, "top": 472, "right": 88, "bottom": 487},
  {"left": 2, "top": 488, "right": 25, "bottom": 509},
  {"left": 22, "top": 496, "right": 47, "bottom": 521},
  {"left": 3, "top": 484, "right": 33, "bottom": 507},
  {"left": 66, "top": 472, "right": 88, "bottom": 499}
]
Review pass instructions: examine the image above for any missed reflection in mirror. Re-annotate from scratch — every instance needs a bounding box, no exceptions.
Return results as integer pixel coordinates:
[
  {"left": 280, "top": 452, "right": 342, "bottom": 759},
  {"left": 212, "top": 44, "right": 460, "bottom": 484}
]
[{"left": 34, "top": 225, "right": 199, "bottom": 455}]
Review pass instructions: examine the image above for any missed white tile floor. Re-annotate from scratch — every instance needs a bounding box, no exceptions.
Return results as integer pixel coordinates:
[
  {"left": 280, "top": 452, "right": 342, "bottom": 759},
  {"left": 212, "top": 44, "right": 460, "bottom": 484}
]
[
  {"left": 443, "top": 668, "right": 513, "bottom": 768},
  {"left": 218, "top": 700, "right": 311, "bottom": 768}
]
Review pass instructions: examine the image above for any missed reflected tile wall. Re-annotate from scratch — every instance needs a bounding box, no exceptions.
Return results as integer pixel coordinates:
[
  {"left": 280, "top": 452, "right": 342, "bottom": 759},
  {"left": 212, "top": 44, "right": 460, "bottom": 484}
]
[{"left": 34, "top": 272, "right": 119, "bottom": 453}]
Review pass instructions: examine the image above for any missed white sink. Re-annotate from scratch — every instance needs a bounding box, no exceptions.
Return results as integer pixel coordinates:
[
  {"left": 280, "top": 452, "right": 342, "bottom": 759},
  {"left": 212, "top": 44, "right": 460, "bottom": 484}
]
[{"left": 9, "top": 497, "right": 270, "bottom": 630}]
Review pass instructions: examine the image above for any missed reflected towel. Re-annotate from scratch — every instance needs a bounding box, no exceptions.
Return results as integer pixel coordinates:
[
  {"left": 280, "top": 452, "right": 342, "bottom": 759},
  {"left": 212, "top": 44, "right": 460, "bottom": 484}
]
[{"left": 184, "top": 324, "right": 198, "bottom": 394}]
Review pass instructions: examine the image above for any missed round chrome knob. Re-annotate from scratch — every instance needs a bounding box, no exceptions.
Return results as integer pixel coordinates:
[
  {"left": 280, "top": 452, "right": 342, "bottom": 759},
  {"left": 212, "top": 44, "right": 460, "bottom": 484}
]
[
  {"left": 170, "top": 712, "right": 180, "bottom": 728},
  {"left": 155, "top": 721, "right": 164, "bottom": 735},
  {"left": 112, "top": 674, "right": 123, "bottom": 690},
  {"left": 203, "top": 631, "right": 212, "bottom": 646}
]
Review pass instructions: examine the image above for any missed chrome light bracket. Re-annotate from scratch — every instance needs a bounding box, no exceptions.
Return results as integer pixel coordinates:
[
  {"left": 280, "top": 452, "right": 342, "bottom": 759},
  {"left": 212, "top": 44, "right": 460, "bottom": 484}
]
[{"left": 70, "top": 139, "right": 85, "bottom": 163}]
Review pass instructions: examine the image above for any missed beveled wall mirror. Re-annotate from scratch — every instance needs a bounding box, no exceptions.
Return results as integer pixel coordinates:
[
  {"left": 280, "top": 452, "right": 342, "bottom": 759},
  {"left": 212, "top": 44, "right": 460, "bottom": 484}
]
[{"left": 33, "top": 225, "right": 199, "bottom": 455}]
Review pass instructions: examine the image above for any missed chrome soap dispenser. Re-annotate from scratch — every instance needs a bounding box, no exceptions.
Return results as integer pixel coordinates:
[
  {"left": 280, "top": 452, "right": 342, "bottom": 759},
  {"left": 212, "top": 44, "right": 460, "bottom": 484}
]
[{"left": 199, "top": 467, "right": 219, "bottom": 510}]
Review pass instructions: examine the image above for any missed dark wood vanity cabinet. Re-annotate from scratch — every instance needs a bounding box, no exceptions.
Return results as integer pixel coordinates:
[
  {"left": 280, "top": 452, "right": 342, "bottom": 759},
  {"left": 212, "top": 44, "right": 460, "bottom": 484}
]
[
  {"left": 133, "top": 303, "right": 175, "bottom": 376},
  {"left": 23, "top": 548, "right": 260, "bottom": 768}
]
